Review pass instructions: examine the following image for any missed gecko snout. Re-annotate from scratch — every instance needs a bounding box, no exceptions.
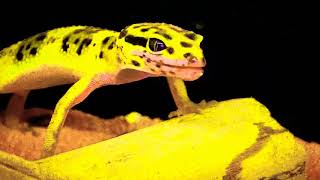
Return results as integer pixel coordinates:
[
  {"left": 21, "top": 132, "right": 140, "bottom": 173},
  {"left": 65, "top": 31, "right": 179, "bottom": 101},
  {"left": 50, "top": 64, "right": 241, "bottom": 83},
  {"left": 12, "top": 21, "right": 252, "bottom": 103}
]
[{"left": 187, "top": 57, "right": 206, "bottom": 67}]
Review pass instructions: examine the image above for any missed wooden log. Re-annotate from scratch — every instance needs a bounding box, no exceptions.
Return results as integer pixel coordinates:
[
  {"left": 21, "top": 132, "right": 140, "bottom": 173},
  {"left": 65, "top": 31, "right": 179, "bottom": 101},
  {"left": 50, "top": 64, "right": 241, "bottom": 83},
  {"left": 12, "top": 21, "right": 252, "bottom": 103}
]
[{"left": 0, "top": 98, "right": 309, "bottom": 179}]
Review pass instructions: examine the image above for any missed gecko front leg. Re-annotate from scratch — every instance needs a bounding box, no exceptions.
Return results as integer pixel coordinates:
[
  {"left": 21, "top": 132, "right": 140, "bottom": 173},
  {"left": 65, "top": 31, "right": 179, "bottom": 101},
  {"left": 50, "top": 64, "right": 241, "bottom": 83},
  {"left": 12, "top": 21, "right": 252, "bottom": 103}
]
[
  {"left": 167, "top": 77, "right": 217, "bottom": 118},
  {"left": 42, "top": 73, "right": 114, "bottom": 158}
]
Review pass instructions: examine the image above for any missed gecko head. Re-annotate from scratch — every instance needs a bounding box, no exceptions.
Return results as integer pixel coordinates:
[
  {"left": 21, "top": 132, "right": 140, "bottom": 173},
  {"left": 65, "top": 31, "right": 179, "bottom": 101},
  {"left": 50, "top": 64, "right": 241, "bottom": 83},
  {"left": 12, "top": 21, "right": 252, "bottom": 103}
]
[{"left": 116, "top": 22, "right": 206, "bottom": 81}]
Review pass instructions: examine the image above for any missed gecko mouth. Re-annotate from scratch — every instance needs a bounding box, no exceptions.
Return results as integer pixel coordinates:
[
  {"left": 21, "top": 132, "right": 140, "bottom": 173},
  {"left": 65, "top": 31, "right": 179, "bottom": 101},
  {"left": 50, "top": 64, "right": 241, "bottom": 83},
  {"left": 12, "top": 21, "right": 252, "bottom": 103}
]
[
  {"left": 143, "top": 56, "right": 204, "bottom": 81},
  {"left": 130, "top": 50, "right": 206, "bottom": 81}
]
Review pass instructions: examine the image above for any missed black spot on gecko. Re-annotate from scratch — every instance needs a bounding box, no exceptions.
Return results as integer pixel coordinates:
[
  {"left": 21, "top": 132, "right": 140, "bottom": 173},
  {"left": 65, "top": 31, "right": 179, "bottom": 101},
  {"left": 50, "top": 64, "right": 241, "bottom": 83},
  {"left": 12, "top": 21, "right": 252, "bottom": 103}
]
[
  {"left": 76, "top": 38, "right": 92, "bottom": 55},
  {"left": 84, "top": 28, "right": 101, "bottom": 34},
  {"left": 125, "top": 35, "right": 148, "bottom": 47},
  {"left": 184, "top": 53, "right": 192, "bottom": 58},
  {"left": 185, "top": 33, "right": 196, "bottom": 40},
  {"left": 149, "top": 26, "right": 164, "bottom": 31},
  {"left": 155, "top": 31, "right": 172, "bottom": 40},
  {"left": 132, "top": 60, "right": 140, "bottom": 66},
  {"left": 169, "top": 26, "right": 184, "bottom": 32},
  {"left": 99, "top": 51, "right": 104, "bottom": 58},
  {"left": 16, "top": 45, "right": 24, "bottom": 61},
  {"left": 30, "top": 47, "right": 37, "bottom": 55},
  {"left": 102, "top": 37, "right": 110, "bottom": 44},
  {"left": 138, "top": 54, "right": 143, "bottom": 58},
  {"left": 181, "top": 42, "right": 192, "bottom": 47},
  {"left": 167, "top": 47, "right": 174, "bottom": 54},
  {"left": 73, "top": 29, "right": 86, "bottom": 34},
  {"left": 108, "top": 41, "right": 115, "bottom": 50},
  {"left": 36, "top": 33, "right": 47, "bottom": 41},
  {"left": 156, "top": 63, "right": 161, "bottom": 68},
  {"left": 74, "top": 38, "right": 80, "bottom": 44},
  {"left": 49, "top": 37, "right": 56, "bottom": 43},
  {"left": 84, "top": 38, "right": 92, "bottom": 46},
  {"left": 77, "top": 41, "right": 85, "bottom": 55},
  {"left": 119, "top": 30, "right": 127, "bottom": 39},
  {"left": 26, "top": 43, "right": 31, "bottom": 50},
  {"left": 140, "top": 28, "right": 149, "bottom": 32},
  {"left": 162, "top": 33, "right": 172, "bottom": 40},
  {"left": 62, "top": 36, "right": 70, "bottom": 52}
]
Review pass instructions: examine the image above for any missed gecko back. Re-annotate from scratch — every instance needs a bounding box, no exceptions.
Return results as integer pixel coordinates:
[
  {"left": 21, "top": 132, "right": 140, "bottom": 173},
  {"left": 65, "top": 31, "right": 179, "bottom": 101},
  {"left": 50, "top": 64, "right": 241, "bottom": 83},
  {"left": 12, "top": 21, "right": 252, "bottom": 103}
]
[{"left": 0, "top": 26, "right": 120, "bottom": 93}]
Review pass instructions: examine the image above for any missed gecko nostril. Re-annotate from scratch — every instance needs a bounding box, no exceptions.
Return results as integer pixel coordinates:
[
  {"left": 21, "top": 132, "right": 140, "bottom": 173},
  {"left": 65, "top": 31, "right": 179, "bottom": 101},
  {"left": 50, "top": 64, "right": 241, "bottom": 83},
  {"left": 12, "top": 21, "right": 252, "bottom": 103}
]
[{"left": 188, "top": 58, "right": 197, "bottom": 64}]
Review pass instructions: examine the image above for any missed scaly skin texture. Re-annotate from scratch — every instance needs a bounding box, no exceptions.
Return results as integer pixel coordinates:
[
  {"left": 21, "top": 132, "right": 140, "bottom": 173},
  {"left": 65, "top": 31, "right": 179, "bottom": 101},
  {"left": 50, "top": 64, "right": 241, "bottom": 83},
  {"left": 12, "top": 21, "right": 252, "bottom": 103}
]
[{"left": 0, "top": 23, "right": 207, "bottom": 158}]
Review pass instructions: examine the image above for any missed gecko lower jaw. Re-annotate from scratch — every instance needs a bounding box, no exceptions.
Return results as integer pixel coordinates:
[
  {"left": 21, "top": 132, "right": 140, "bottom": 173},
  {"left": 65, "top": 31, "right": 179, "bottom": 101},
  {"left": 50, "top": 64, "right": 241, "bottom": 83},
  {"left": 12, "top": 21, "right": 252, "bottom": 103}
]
[{"left": 153, "top": 63, "right": 204, "bottom": 81}]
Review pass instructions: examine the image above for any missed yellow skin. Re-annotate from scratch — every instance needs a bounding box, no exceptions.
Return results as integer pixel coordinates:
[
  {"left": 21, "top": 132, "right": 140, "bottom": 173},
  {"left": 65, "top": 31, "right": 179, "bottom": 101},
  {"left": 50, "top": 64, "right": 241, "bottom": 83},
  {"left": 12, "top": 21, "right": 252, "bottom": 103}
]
[{"left": 0, "top": 23, "right": 207, "bottom": 158}]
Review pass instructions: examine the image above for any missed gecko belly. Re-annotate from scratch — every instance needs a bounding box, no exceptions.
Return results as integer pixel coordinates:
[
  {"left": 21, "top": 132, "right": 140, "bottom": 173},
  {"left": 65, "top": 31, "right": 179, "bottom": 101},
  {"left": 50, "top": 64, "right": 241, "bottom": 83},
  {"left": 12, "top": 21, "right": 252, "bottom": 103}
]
[{"left": 0, "top": 66, "right": 81, "bottom": 93}]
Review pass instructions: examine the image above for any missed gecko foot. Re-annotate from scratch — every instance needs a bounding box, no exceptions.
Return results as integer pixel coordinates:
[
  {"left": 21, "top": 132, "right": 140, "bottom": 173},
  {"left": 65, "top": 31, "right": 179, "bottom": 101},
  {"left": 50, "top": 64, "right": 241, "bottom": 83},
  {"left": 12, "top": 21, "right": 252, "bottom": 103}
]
[{"left": 168, "top": 99, "right": 218, "bottom": 118}]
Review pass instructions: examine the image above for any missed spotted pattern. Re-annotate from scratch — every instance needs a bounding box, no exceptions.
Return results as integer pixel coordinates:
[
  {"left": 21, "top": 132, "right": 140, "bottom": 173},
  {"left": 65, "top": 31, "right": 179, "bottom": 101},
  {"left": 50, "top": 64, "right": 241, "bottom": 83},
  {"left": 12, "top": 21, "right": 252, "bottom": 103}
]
[
  {"left": 185, "top": 33, "right": 196, "bottom": 40},
  {"left": 184, "top": 53, "right": 192, "bottom": 58},
  {"left": 15, "top": 32, "right": 48, "bottom": 61},
  {"left": 102, "top": 37, "right": 111, "bottom": 44},
  {"left": 16, "top": 45, "right": 24, "bottom": 61},
  {"left": 36, "top": 33, "right": 47, "bottom": 41},
  {"left": 26, "top": 43, "right": 31, "bottom": 50},
  {"left": 118, "top": 23, "right": 204, "bottom": 73},
  {"left": 30, "top": 48, "right": 37, "bottom": 55},
  {"left": 62, "top": 36, "right": 70, "bottom": 52},
  {"left": 60, "top": 27, "right": 107, "bottom": 57},
  {"left": 73, "top": 27, "right": 101, "bottom": 35},
  {"left": 124, "top": 35, "right": 148, "bottom": 47},
  {"left": 167, "top": 47, "right": 174, "bottom": 54},
  {"left": 8, "top": 23, "right": 202, "bottom": 73},
  {"left": 76, "top": 38, "right": 92, "bottom": 55},
  {"left": 154, "top": 31, "right": 172, "bottom": 40},
  {"left": 137, "top": 25, "right": 173, "bottom": 40},
  {"left": 119, "top": 30, "right": 127, "bottom": 39},
  {"left": 140, "top": 28, "right": 149, "bottom": 32},
  {"left": 168, "top": 26, "right": 185, "bottom": 33},
  {"left": 99, "top": 51, "right": 104, "bottom": 58},
  {"left": 131, "top": 60, "right": 140, "bottom": 66},
  {"left": 74, "top": 38, "right": 80, "bottom": 44},
  {"left": 98, "top": 36, "right": 117, "bottom": 60},
  {"left": 108, "top": 40, "right": 115, "bottom": 50},
  {"left": 180, "top": 42, "right": 192, "bottom": 47}
]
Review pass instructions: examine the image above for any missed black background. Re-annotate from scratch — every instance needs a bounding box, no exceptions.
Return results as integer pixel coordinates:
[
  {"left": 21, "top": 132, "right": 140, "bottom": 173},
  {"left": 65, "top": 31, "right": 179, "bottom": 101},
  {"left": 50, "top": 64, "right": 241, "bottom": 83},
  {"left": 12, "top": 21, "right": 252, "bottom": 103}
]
[{"left": 0, "top": 1, "right": 318, "bottom": 142}]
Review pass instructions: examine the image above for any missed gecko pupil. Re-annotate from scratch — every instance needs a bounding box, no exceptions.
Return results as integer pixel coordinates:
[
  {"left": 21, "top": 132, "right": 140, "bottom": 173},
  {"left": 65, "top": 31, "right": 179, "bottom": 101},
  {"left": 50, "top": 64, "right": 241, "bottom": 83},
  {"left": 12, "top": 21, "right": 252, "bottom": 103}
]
[{"left": 149, "top": 38, "right": 166, "bottom": 52}]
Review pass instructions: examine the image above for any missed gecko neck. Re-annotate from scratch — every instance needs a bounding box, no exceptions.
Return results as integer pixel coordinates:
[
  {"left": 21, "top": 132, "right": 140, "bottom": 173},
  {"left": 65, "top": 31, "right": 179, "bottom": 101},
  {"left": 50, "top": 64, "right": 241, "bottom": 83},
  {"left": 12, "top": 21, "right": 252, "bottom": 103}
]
[{"left": 97, "top": 32, "right": 125, "bottom": 70}]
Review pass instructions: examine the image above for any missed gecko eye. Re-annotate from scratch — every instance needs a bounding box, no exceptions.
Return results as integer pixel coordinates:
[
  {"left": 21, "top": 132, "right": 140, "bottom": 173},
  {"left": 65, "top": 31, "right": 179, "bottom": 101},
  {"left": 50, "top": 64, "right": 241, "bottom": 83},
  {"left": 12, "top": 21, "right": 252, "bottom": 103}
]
[{"left": 149, "top": 38, "right": 166, "bottom": 52}]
